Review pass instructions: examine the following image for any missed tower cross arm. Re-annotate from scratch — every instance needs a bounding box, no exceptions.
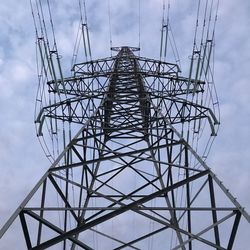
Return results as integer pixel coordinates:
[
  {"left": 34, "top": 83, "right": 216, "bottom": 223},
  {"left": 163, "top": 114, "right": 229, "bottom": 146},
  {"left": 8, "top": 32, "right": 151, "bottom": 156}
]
[{"left": 72, "top": 57, "right": 180, "bottom": 78}]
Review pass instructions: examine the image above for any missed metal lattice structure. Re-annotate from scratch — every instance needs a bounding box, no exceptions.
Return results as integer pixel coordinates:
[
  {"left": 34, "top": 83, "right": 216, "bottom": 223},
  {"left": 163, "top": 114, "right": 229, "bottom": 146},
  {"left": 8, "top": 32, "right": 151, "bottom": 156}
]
[
  {"left": 1, "top": 0, "right": 250, "bottom": 249},
  {"left": 1, "top": 46, "right": 249, "bottom": 249}
]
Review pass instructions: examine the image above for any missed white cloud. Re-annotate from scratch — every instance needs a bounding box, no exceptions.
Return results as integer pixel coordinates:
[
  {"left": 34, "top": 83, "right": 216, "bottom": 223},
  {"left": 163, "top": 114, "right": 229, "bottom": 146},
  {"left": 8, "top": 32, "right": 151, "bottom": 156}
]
[{"left": 0, "top": 0, "right": 249, "bottom": 249}]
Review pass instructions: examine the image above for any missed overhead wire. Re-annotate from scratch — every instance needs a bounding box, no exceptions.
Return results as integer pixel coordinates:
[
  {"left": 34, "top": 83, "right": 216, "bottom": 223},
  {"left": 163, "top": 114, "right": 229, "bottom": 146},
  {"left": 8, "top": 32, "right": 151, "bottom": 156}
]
[
  {"left": 71, "top": 20, "right": 82, "bottom": 69},
  {"left": 31, "top": 0, "right": 221, "bottom": 248},
  {"left": 138, "top": 0, "right": 141, "bottom": 55},
  {"left": 82, "top": 0, "right": 92, "bottom": 60},
  {"left": 168, "top": 23, "right": 181, "bottom": 69},
  {"left": 160, "top": 0, "right": 181, "bottom": 69},
  {"left": 164, "top": 1, "right": 170, "bottom": 61},
  {"left": 167, "top": 0, "right": 220, "bottom": 246},
  {"left": 159, "top": 1, "right": 180, "bottom": 247},
  {"left": 33, "top": 1, "right": 67, "bottom": 242},
  {"left": 33, "top": 1, "right": 61, "bottom": 244},
  {"left": 46, "top": 0, "right": 57, "bottom": 50},
  {"left": 31, "top": 2, "right": 92, "bottom": 245},
  {"left": 197, "top": 1, "right": 219, "bottom": 130},
  {"left": 187, "top": 3, "right": 220, "bottom": 245},
  {"left": 108, "top": 0, "right": 113, "bottom": 54},
  {"left": 38, "top": 0, "right": 51, "bottom": 50},
  {"left": 200, "top": 0, "right": 220, "bottom": 160},
  {"left": 79, "top": 0, "right": 88, "bottom": 60},
  {"left": 46, "top": 0, "right": 61, "bottom": 164},
  {"left": 33, "top": 0, "right": 53, "bottom": 160},
  {"left": 160, "top": 0, "right": 186, "bottom": 247},
  {"left": 160, "top": 0, "right": 166, "bottom": 60}
]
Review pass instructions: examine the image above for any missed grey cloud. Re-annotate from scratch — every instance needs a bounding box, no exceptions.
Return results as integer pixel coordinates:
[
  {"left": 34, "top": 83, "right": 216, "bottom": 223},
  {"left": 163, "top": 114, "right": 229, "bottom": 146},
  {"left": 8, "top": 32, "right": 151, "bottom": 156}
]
[{"left": 0, "top": 0, "right": 249, "bottom": 248}]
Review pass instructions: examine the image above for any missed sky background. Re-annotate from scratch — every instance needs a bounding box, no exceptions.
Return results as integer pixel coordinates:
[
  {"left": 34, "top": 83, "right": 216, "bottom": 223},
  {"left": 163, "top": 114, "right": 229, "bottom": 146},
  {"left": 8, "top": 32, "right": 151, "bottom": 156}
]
[{"left": 0, "top": 0, "right": 249, "bottom": 249}]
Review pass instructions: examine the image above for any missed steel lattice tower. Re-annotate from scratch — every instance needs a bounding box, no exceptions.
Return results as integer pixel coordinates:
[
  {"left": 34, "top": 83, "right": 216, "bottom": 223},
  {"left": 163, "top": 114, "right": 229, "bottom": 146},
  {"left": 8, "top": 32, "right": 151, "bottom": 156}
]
[
  {"left": 0, "top": 1, "right": 250, "bottom": 248},
  {"left": 1, "top": 45, "right": 249, "bottom": 249}
]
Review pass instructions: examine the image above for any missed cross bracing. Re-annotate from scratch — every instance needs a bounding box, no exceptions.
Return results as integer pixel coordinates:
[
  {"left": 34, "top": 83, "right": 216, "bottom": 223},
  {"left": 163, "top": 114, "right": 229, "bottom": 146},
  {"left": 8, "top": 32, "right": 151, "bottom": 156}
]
[{"left": 0, "top": 46, "right": 249, "bottom": 249}]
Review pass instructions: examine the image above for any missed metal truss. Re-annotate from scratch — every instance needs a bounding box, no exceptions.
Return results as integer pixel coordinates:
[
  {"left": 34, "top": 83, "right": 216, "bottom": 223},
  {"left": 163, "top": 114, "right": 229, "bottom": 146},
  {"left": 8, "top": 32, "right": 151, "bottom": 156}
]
[{"left": 1, "top": 47, "right": 249, "bottom": 249}]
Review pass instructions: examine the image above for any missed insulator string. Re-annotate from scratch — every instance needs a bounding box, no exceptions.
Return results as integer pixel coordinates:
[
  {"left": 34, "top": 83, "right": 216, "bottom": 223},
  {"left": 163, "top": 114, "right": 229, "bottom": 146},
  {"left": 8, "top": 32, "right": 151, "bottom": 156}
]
[
  {"left": 71, "top": 20, "right": 82, "bottom": 68},
  {"left": 78, "top": 0, "right": 92, "bottom": 60},
  {"left": 169, "top": 23, "right": 181, "bottom": 68}
]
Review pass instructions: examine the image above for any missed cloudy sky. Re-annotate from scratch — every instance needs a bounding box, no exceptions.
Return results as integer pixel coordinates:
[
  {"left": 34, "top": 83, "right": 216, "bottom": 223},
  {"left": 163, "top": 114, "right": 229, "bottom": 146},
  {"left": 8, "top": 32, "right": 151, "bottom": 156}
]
[{"left": 0, "top": 0, "right": 249, "bottom": 249}]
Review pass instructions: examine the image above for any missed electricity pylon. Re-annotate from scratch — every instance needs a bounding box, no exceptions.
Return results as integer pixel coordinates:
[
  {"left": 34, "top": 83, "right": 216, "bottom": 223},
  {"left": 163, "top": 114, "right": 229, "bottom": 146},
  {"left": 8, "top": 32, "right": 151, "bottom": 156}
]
[{"left": 0, "top": 46, "right": 249, "bottom": 249}]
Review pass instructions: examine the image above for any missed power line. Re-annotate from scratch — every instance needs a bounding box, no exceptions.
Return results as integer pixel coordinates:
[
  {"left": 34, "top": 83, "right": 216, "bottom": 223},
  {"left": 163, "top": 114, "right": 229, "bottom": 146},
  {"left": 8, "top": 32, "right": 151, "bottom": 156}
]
[{"left": 108, "top": 0, "right": 113, "bottom": 54}]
